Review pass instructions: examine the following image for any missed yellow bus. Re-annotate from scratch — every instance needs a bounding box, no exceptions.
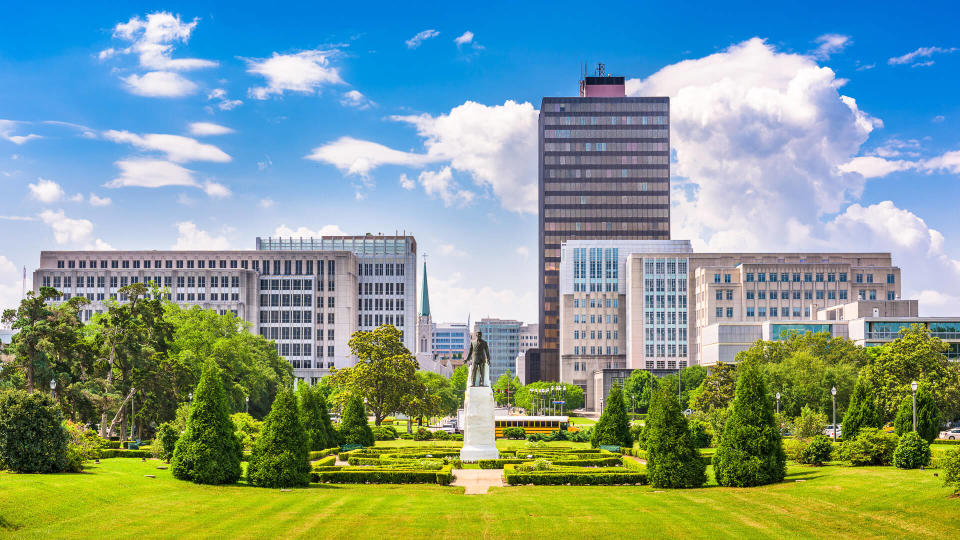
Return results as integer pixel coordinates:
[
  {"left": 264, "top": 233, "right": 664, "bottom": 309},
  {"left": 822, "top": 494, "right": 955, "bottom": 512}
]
[{"left": 494, "top": 416, "right": 576, "bottom": 438}]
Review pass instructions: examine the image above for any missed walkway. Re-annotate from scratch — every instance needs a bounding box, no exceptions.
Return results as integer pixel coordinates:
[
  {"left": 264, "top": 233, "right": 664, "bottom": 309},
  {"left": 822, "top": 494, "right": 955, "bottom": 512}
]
[{"left": 451, "top": 469, "right": 504, "bottom": 495}]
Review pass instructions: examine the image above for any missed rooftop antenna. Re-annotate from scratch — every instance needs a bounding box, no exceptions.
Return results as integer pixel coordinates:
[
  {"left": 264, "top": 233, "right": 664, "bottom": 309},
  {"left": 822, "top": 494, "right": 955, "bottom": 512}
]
[
  {"left": 596, "top": 62, "right": 605, "bottom": 77},
  {"left": 21, "top": 266, "right": 26, "bottom": 299}
]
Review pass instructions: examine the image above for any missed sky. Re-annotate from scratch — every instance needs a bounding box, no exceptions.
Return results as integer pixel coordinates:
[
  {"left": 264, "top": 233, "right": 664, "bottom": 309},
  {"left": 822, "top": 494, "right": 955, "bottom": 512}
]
[{"left": 2, "top": 1, "right": 960, "bottom": 324}]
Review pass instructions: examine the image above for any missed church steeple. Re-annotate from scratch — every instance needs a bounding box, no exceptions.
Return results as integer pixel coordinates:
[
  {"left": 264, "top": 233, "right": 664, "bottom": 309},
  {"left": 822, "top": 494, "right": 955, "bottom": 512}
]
[{"left": 419, "top": 260, "right": 431, "bottom": 317}]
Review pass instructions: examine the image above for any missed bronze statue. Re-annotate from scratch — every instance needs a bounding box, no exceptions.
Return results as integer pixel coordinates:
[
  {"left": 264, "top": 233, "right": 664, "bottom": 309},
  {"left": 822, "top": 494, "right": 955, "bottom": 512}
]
[{"left": 465, "top": 331, "right": 491, "bottom": 387}]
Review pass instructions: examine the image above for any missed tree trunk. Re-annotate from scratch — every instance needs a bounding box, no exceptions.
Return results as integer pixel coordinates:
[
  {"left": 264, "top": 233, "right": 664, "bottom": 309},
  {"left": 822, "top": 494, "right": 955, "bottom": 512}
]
[{"left": 104, "top": 387, "right": 136, "bottom": 439}]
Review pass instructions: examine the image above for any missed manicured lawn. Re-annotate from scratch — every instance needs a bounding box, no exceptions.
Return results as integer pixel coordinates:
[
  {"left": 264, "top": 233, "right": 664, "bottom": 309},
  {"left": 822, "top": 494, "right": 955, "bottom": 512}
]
[{"left": 1, "top": 459, "right": 957, "bottom": 538}]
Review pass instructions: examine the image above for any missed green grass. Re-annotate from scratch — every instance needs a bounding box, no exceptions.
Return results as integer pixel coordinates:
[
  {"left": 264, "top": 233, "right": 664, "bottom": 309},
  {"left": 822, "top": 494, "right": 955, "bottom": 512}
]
[{"left": 1, "top": 459, "right": 957, "bottom": 538}]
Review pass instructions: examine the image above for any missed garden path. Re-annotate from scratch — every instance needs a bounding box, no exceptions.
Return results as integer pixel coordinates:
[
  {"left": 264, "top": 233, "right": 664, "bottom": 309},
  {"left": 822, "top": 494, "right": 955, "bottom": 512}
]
[{"left": 451, "top": 469, "right": 504, "bottom": 495}]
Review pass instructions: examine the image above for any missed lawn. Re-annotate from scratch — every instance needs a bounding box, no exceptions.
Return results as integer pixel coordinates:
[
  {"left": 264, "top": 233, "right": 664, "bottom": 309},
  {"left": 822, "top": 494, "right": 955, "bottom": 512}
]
[{"left": 1, "top": 458, "right": 957, "bottom": 538}]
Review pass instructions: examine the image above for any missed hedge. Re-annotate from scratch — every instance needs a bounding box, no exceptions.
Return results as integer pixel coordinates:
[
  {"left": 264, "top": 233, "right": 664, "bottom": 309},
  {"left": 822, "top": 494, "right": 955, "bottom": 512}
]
[
  {"left": 478, "top": 456, "right": 622, "bottom": 469},
  {"left": 312, "top": 465, "right": 453, "bottom": 485},
  {"left": 504, "top": 467, "right": 647, "bottom": 486},
  {"left": 313, "top": 455, "right": 336, "bottom": 468},
  {"left": 308, "top": 448, "right": 340, "bottom": 460},
  {"left": 478, "top": 459, "right": 529, "bottom": 469},
  {"left": 348, "top": 456, "right": 383, "bottom": 466},
  {"left": 935, "top": 440, "right": 960, "bottom": 445},
  {"left": 100, "top": 449, "right": 153, "bottom": 458},
  {"left": 631, "top": 449, "right": 712, "bottom": 466}
]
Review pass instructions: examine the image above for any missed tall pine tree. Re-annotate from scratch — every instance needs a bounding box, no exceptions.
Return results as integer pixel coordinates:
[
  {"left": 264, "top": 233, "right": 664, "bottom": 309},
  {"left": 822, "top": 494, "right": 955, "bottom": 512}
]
[
  {"left": 591, "top": 383, "right": 632, "bottom": 448},
  {"left": 248, "top": 386, "right": 311, "bottom": 488},
  {"left": 894, "top": 384, "right": 941, "bottom": 443},
  {"left": 339, "top": 394, "right": 374, "bottom": 447},
  {"left": 171, "top": 359, "right": 243, "bottom": 485},
  {"left": 842, "top": 372, "right": 880, "bottom": 441},
  {"left": 298, "top": 384, "right": 335, "bottom": 451},
  {"left": 714, "top": 360, "right": 786, "bottom": 487},
  {"left": 645, "top": 386, "right": 707, "bottom": 488}
]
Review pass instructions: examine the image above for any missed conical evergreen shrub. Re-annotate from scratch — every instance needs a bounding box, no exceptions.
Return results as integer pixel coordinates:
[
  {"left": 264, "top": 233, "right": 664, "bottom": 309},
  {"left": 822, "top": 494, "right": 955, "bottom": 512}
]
[
  {"left": 339, "top": 394, "right": 374, "bottom": 447},
  {"left": 646, "top": 386, "right": 707, "bottom": 488},
  {"left": 298, "top": 384, "right": 335, "bottom": 451},
  {"left": 894, "top": 385, "right": 940, "bottom": 443},
  {"left": 247, "top": 386, "right": 311, "bottom": 488},
  {"left": 591, "top": 383, "right": 632, "bottom": 448},
  {"left": 842, "top": 372, "right": 880, "bottom": 441},
  {"left": 713, "top": 360, "right": 786, "bottom": 487},
  {"left": 171, "top": 359, "right": 242, "bottom": 484}
]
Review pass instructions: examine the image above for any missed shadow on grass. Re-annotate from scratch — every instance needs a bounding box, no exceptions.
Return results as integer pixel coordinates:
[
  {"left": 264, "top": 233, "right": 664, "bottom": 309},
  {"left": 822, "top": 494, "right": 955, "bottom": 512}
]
[
  {"left": 0, "top": 515, "right": 22, "bottom": 531},
  {"left": 785, "top": 469, "right": 824, "bottom": 479}
]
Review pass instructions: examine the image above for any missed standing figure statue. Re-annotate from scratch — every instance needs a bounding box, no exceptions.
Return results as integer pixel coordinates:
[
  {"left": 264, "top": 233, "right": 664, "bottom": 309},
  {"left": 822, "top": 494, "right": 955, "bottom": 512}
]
[{"left": 465, "top": 331, "right": 491, "bottom": 387}]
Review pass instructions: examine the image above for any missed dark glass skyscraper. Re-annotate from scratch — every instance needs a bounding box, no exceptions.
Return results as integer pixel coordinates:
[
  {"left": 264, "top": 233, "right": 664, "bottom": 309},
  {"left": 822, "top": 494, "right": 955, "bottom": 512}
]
[{"left": 537, "top": 69, "right": 670, "bottom": 381}]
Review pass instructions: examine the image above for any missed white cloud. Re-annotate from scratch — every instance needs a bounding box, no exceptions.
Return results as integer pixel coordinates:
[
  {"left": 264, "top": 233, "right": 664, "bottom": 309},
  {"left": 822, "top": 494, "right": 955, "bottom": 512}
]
[
  {"left": 888, "top": 46, "right": 958, "bottom": 66},
  {"left": 188, "top": 122, "right": 234, "bottom": 136},
  {"left": 306, "top": 136, "right": 438, "bottom": 176},
  {"left": 416, "top": 167, "right": 474, "bottom": 207},
  {"left": 515, "top": 246, "right": 530, "bottom": 258},
  {"left": 105, "top": 130, "right": 231, "bottom": 162},
  {"left": 429, "top": 271, "right": 536, "bottom": 323},
  {"left": 933, "top": 115, "right": 946, "bottom": 123},
  {"left": 0, "top": 215, "right": 37, "bottom": 221},
  {"left": 207, "top": 88, "right": 243, "bottom": 110},
  {"left": 176, "top": 193, "right": 195, "bottom": 206},
  {"left": 122, "top": 71, "right": 198, "bottom": 97},
  {"left": 839, "top": 148, "right": 960, "bottom": 178},
  {"left": 406, "top": 29, "right": 439, "bottom": 49},
  {"left": 258, "top": 198, "right": 275, "bottom": 208},
  {"left": 454, "top": 31, "right": 474, "bottom": 47},
  {"left": 89, "top": 193, "right": 112, "bottom": 206},
  {"left": 245, "top": 50, "right": 344, "bottom": 99},
  {"left": 0, "top": 255, "right": 22, "bottom": 312},
  {"left": 28, "top": 178, "right": 65, "bottom": 203},
  {"left": 109, "top": 12, "right": 216, "bottom": 71},
  {"left": 340, "top": 90, "right": 375, "bottom": 109},
  {"left": 0, "top": 119, "right": 41, "bottom": 145},
  {"left": 399, "top": 173, "right": 415, "bottom": 190},
  {"left": 37, "top": 209, "right": 111, "bottom": 249},
  {"left": 106, "top": 158, "right": 197, "bottom": 188},
  {"left": 272, "top": 224, "right": 347, "bottom": 237},
  {"left": 438, "top": 243, "right": 467, "bottom": 257},
  {"left": 812, "top": 34, "right": 851, "bottom": 59},
  {"left": 172, "top": 221, "right": 231, "bottom": 250},
  {"left": 202, "top": 181, "right": 231, "bottom": 198},
  {"left": 69, "top": 193, "right": 85, "bottom": 203}
]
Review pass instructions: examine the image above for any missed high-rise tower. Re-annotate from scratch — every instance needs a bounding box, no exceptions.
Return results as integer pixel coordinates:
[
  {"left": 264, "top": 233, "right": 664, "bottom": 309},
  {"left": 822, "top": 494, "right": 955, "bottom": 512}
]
[{"left": 536, "top": 65, "right": 671, "bottom": 381}]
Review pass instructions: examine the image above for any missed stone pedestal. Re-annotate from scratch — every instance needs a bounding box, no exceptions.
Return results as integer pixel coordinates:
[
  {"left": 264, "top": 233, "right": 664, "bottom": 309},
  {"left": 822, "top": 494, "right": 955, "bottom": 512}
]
[{"left": 460, "top": 386, "right": 499, "bottom": 461}]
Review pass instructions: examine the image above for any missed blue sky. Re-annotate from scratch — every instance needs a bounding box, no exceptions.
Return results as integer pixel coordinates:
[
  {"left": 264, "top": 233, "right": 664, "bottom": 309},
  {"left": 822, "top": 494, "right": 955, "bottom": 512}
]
[{"left": 2, "top": 1, "right": 960, "bottom": 322}]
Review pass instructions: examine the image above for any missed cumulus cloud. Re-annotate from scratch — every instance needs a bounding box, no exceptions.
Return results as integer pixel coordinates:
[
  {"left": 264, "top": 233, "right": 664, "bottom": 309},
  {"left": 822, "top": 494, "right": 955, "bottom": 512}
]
[
  {"left": 207, "top": 88, "right": 243, "bottom": 110},
  {"left": 888, "top": 46, "right": 958, "bottom": 66},
  {"left": 38, "top": 210, "right": 111, "bottom": 249},
  {"left": 258, "top": 198, "right": 275, "bottom": 208},
  {"left": 454, "top": 31, "right": 474, "bottom": 47},
  {"left": 812, "top": 34, "right": 851, "bottom": 59},
  {"left": 428, "top": 271, "right": 536, "bottom": 323},
  {"left": 122, "top": 71, "right": 198, "bottom": 97},
  {"left": 106, "top": 158, "right": 196, "bottom": 188},
  {"left": 105, "top": 130, "right": 231, "bottom": 162},
  {"left": 406, "top": 29, "right": 439, "bottom": 49},
  {"left": 245, "top": 50, "right": 344, "bottom": 99},
  {"left": 188, "top": 122, "right": 234, "bottom": 136},
  {"left": 416, "top": 167, "right": 474, "bottom": 207},
  {"left": 272, "top": 224, "right": 347, "bottom": 237},
  {"left": 839, "top": 148, "right": 960, "bottom": 178},
  {"left": 172, "top": 221, "right": 231, "bottom": 250},
  {"left": 438, "top": 243, "right": 467, "bottom": 257},
  {"left": 306, "top": 136, "right": 438, "bottom": 176},
  {"left": 28, "top": 178, "right": 65, "bottom": 203},
  {"left": 340, "top": 90, "right": 375, "bottom": 109},
  {"left": 0, "top": 119, "right": 41, "bottom": 145},
  {"left": 0, "top": 255, "right": 22, "bottom": 312},
  {"left": 399, "top": 174, "right": 415, "bottom": 190},
  {"left": 88, "top": 193, "right": 112, "bottom": 206},
  {"left": 202, "top": 181, "right": 231, "bottom": 198}
]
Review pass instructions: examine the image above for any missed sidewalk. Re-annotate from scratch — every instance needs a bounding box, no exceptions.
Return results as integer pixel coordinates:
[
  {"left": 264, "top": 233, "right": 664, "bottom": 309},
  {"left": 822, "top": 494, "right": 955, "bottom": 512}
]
[{"left": 451, "top": 469, "right": 504, "bottom": 495}]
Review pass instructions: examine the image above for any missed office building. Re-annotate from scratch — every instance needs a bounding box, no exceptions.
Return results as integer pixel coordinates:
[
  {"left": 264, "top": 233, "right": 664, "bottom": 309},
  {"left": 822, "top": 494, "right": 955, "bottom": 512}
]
[
  {"left": 432, "top": 322, "right": 471, "bottom": 366},
  {"left": 537, "top": 65, "right": 671, "bottom": 381},
  {"left": 474, "top": 318, "right": 536, "bottom": 382}
]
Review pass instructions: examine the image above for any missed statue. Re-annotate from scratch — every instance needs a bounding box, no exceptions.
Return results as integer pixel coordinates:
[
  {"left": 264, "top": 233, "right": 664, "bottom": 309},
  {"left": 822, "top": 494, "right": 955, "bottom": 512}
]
[{"left": 465, "top": 331, "right": 491, "bottom": 387}]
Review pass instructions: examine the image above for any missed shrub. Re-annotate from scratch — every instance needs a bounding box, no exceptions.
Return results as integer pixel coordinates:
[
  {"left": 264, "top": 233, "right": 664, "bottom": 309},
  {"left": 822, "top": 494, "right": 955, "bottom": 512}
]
[
  {"left": 592, "top": 383, "right": 632, "bottom": 448},
  {"left": 645, "top": 386, "right": 707, "bottom": 489},
  {"left": 153, "top": 422, "right": 179, "bottom": 462},
  {"left": 298, "top": 385, "right": 337, "bottom": 451},
  {"left": 688, "top": 419, "right": 712, "bottom": 449},
  {"left": 794, "top": 406, "right": 828, "bottom": 440},
  {"left": 339, "top": 395, "right": 374, "bottom": 447},
  {"left": 230, "top": 413, "right": 262, "bottom": 451},
  {"left": 798, "top": 435, "right": 833, "bottom": 466},
  {"left": 414, "top": 427, "right": 433, "bottom": 441},
  {"left": 171, "top": 360, "right": 243, "bottom": 485},
  {"left": 433, "top": 430, "right": 451, "bottom": 441},
  {"left": 713, "top": 361, "right": 786, "bottom": 487},
  {"left": 503, "top": 465, "right": 647, "bottom": 486},
  {"left": 372, "top": 426, "right": 398, "bottom": 441},
  {"left": 894, "top": 386, "right": 940, "bottom": 443},
  {"left": 941, "top": 447, "right": 960, "bottom": 495},
  {"left": 247, "top": 386, "right": 311, "bottom": 488},
  {"left": 100, "top": 448, "right": 152, "bottom": 458},
  {"left": 64, "top": 420, "right": 106, "bottom": 472},
  {"left": 840, "top": 428, "right": 898, "bottom": 466},
  {"left": 783, "top": 438, "right": 805, "bottom": 462},
  {"left": 893, "top": 431, "right": 931, "bottom": 469},
  {"left": 313, "top": 455, "right": 336, "bottom": 467},
  {"left": 313, "top": 466, "right": 453, "bottom": 484},
  {"left": 307, "top": 448, "right": 339, "bottom": 460},
  {"left": 0, "top": 390, "right": 69, "bottom": 473},
  {"left": 841, "top": 372, "right": 880, "bottom": 441},
  {"left": 503, "top": 426, "right": 526, "bottom": 439},
  {"left": 517, "top": 458, "right": 556, "bottom": 472},
  {"left": 570, "top": 426, "right": 592, "bottom": 443}
]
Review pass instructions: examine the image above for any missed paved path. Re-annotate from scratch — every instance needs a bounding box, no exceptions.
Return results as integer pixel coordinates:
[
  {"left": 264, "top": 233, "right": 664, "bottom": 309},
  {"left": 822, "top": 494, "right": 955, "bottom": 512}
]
[{"left": 451, "top": 469, "right": 504, "bottom": 495}]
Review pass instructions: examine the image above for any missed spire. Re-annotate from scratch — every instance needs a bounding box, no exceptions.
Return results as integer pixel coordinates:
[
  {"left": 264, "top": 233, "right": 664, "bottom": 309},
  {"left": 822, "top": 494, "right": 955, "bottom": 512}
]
[{"left": 419, "top": 260, "right": 431, "bottom": 317}]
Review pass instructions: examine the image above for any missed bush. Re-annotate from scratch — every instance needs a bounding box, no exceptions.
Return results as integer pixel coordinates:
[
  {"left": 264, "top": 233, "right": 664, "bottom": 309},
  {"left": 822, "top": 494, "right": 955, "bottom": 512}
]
[
  {"left": 230, "top": 413, "right": 262, "bottom": 451},
  {"left": 307, "top": 448, "right": 339, "bottom": 460},
  {"left": 592, "top": 383, "right": 632, "bottom": 448},
  {"left": 713, "top": 361, "right": 786, "bottom": 487},
  {"left": 153, "top": 422, "right": 180, "bottom": 462},
  {"left": 794, "top": 406, "right": 828, "bottom": 440},
  {"left": 64, "top": 420, "right": 106, "bottom": 472},
  {"left": 894, "top": 386, "right": 940, "bottom": 443},
  {"left": 503, "top": 465, "right": 647, "bottom": 486},
  {"left": 783, "top": 438, "right": 805, "bottom": 462},
  {"left": 841, "top": 372, "right": 880, "bottom": 441},
  {"left": 893, "top": 431, "right": 931, "bottom": 469},
  {"left": 840, "top": 428, "right": 898, "bottom": 466},
  {"left": 433, "top": 430, "right": 451, "bottom": 441},
  {"left": 688, "top": 419, "right": 712, "bottom": 449},
  {"left": 171, "top": 360, "right": 243, "bottom": 485},
  {"left": 312, "top": 455, "right": 336, "bottom": 467},
  {"left": 941, "top": 447, "right": 960, "bottom": 495},
  {"left": 372, "top": 426, "right": 398, "bottom": 441},
  {"left": 0, "top": 390, "right": 69, "bottom": 473},
  {"left": 298, "top": 385, "right": 337, "bottom": 451},
  {"left": 339, "top": 395, "right": 374, "bottom": 447},
  {"left": 414, "top": 427, "right": 433, "bottom": 441},
  {"left": 100, "top": 448, "right": 152, "bottom": 458},
  {"left": 645, "top": 386, "right": 707, "bottom": 489},
  {"left": 503, "top": 426, "right": 526, "bottom": 439},
  {"left": 570, "top": 426, "right": 592, "bottom": 443},
  {"left": 798, "top": 435, "right": 833, "bottom": 466},
  {"left": 247, "top": 386, "right": 311, "bottom": 488},
  {"left": 313, "top": 465, "right": 453, "bottom": 485}
]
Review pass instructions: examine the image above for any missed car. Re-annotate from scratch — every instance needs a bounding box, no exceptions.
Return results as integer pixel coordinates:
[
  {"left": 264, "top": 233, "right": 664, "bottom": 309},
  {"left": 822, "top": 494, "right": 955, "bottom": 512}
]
[
  {"left": 939, "top": 428, "right": 960, "bottom": 440},
  {"left": 823, "top": 424, "right": 842, "bottom": 438},
  {"left": 882, "top": 422, "right": 896, "bottom": 434}
]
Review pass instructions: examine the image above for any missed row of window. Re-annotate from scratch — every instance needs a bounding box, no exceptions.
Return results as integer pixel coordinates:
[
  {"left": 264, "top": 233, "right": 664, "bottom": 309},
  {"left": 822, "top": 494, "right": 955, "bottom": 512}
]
[
  {"left": 544, "top": 155, "right": 669, "bottom": 165},
  {"left": 742, "top": 272, "right": 895, "bottom": 284},
  {"left": 572, "top": 314, "right": 620, "bottom": 324},
  {"left": 643, "top": 344, "right": 689, "bottom": 357},
  {"left": 258, "top": 294, "right": 313, "bottom": 307},
  {"left": 543, "top": 115, "right": 668, "bottom": 126},
  {"left": 545, "top": 208, "right": 670, "bottom": 219},
  {"left": 259, "top": 310, "right": 315, "bottom": 324},
  {"left": 572, "top": 346, "right": 620, "bottom": 355},
  {"left": 642, "top": 294, "right": 688, "bottom": 309},
  {"left": 360, "top": 282, "right": 405, "bottom": 295},
  {"left": 546, "top": 128, "right": 669, "bottom": 139},
  {"left": 742, "top": 290, "right": 850, "bottom": 301},
  {"left": 55, "top": 258, "right": 341, "bottom": 277},
  {"left": 360, "top": 298, "right": 405, "bottom": 311},
  {"left": 644, "top": 279, "right": 689, "bottom": 293},
  {"left": 358, "top": 263, "right": 405, "bottom": 277},
  {"left": 546, "top": 167, "right": 668, "bottom": 179},
  {"left": 359, "top": 314, "right": 404, "bottom": 327},
  {"left": 259, "top": 326, "right": 315, "bottom": 340},
  {"left": 572, "top": 330, "right": 620, "bottom": 340},
  {"left": 644, "top": 327, "right": 688, "bottom": 342},
  {"left": 542, "top": 180, "right": 667, "bottom": 191},
  {"left": 547, "top": 102, "right": 668, "bottom": 113},
  {"left": 643, "top": 311, "right": 688, "bottom": 325},
  {"left": 572, "top": 297, "right": 620, "bottom": 308},
  {"left": 543, "top": 141, "right": 668, "bottom": 152},
  {"left": 643, "top": 259, "right": 689, "bottom": 275}
]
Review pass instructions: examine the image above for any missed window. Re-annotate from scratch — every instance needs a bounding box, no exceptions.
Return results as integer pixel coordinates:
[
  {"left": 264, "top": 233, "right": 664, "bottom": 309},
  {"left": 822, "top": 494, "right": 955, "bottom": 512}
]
[
  {"left": 887, "top": 291, "right": 895, "bottom": 300},
  {"left": 745, "top": 273, "right": 754, "bottom": 282},
  {"left": 726, "top": 307, "right": 733, "bottom": 318},
  {"left": 816, "top": 290, "right": 824, "bottom": 300},
  {"left": 804, "top": 291, "right": 813, "bottom": 300},
  {"left": 827, "top": 273, "right": 836, "bottom": 282},
  {"left": 869, "top": 290, "right": 877, "bottom": 300},
  {"left": 839, "top": 273, "right": 847, "bottom": 282},
  {"left": 724, "top": 274, "right": 731, "bottom": 283},
  {"left": 792, "top": 273, "right": 801, "bottom": 282},
  {"left": 746, "top": 291, "right": 755, "bottom": 300},
  {"left": 866, "top": 274, "right": 874, "bottom": 284},
  {"left": 886, "top": 273, "right": 895, "bottom": 284},
  {"left": 764, "top": 307, "right": 772, "bottom": 317},
  {"left": 758, "top": 273, "right": 766, "bottom": 283},
  {"left": 715, "top": 308, "right": 723, "bottom": 318},
  {"left": 746, "top": 307, "right": 755, "bottom": 317},
  {"left": 856, "top": 273, "right": 863, "bottom": 283},
  {"left": 758, "top": 291, "right": 766, "bottom": 300},
  {"left": 713, "top": 273, "right": 721, "bottom": 283},
  {"left": 804, "top": 273, "right": 812, "bottom": 282},
  {"left": 715, "top": 290, "right": 723, "bottom": 301},
  {"left": 725, "top": 290, "right": 733, "bottom": 301}
]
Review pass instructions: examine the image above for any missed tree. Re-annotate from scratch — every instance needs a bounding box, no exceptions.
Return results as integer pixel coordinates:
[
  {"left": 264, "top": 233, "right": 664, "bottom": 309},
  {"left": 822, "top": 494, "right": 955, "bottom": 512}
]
[
  {"left": 418, "top": 370, "right": 459, "bottom": 418},
  {"left": 713, "top": 360, "right": 786, "bottom": 487},
  {"left": 514, "top": 382, "right": 584, "bottom": 413},
  {"left": 591, "top": 383, "right": 631, "bottom": 448},
  {"left": 171, "top": 359, "right": 242, "bottom": 485},
  {"left": 794, "top": 406, "right": 828, "bottom": 439},
  {"left": 247, "top": 386, "right": 310, "bottom": 488},
  {"left": 645, "top": 386, "right": 707, "bottom": 488},
  {"left": 842, "top": 372, "right": 881, "bottom": 441},
  {"left": 329, "top": 325, "right": 423, "bottom": 425},
  {"left": 450, "top": 365, "right": 468, "bottom": 408},
  {"left": 894, "top": 385, "right": 940, "bottom": 443},
  {"left": 493, "top": 371, "right": 520, "bottom": 406},
  {"left": 0, "top": 390, "right": 69, "bottom": 473},
  {"left": 622, "top": 369, "right": 655, "bottom": 414},
  {"left": 339, "top": 394, "right": 374, "bottom": 446},
  {"left": 230, "top": 413, "right": 263, "bottom": 450},
  {"left": 691, "top": 362, "right": 737, "bottom": 412},
  {"left": 892, "top": 431, "right": 930, "bottom": 469},
  {"left": 298, "top": 384, "right": 335, "bottom": 451},
  {"left": 153, "top": 422, "right": 180, "bottom": 462}
]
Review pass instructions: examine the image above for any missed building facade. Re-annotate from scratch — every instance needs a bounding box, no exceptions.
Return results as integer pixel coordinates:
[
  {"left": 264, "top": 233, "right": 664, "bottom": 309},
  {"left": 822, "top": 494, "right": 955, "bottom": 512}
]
[
  {"left": 474, "top": 318, "right": 529, "bottom": 383},
  {"left": 432, "top": 322, "right": 470, "bottom": 366},
  {"left": 537, "top": 67, "right": 671, "bottom": 382}
]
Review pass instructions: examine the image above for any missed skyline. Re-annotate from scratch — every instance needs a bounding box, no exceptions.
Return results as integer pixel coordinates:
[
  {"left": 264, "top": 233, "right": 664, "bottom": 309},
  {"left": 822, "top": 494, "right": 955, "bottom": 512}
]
[{"left": 3, "top": 2, "right": 960, "bottom": 325}]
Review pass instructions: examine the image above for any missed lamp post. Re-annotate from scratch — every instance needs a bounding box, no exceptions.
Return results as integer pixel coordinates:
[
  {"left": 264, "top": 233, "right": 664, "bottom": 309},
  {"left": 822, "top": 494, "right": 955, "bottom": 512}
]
[
  {"left": 245, "top": 396, "right": 250, "bottom": 414},
  {"left": 49, "top": 378, "right": 56, "bottom": 400},
  {"left": 831, "top": 386, "right": 837, "bottom": 442},
  {"left": 911, "top": 380, "right": 918, "bottom": 432},
  {"left": 776, "top": 392, "right": 781, "bottom": 415},
  {"left": 188, "top": 392, "right": 192, "bottom": 403}
]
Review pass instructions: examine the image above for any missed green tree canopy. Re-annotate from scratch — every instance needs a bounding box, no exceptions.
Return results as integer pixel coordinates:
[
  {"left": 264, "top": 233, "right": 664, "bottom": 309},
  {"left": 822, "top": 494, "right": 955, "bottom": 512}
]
[
  {"left": 622, "top": 369, "right": 655, "bottom": 414},
  {"left": 842, "top": 371, "right": 881, "bottom": 441},
  {"left": 0, "top": 389, "right": 69, "bottom": 473},
  {"left": 248, "top": 385, "right": 311, "bottom": 488},
  {"left": 450, "top": 365, "right": 468, "bottom": 408},
  {"left": 691, "top": 362, "right": 737, "bottom": 412},
  {"left": 894, "top": 384, "right": 941, "bottom": 443},
  {"left": 591, "top": 383, "right": 631, "bottom": 448},
  {"left": 339, "top": 394, "right": 374, "bottom": 446},
  {"left": 297, "top": 384, "right": 337, "bottom": 451},
  {"left": 514, "top": 382, "right": 584, "bottom": 413},
  {"left": 645, "top": 386, "right": 707, "bottom": 488},
  {"left": 492, "top": 372, "right": 521, "bottom": 406}
]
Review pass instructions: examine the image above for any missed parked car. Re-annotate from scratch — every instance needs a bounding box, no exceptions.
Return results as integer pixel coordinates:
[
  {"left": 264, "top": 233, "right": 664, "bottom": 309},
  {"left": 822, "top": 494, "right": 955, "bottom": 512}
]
[
  {"left": 882, "top": 422, "right": 895, "bottom": 434},
  {"left": 823, "top": 424, "right": 842, "bottom": 438},
  {"left": 939, "top": 428, "right": 960, "bottom": 440}
]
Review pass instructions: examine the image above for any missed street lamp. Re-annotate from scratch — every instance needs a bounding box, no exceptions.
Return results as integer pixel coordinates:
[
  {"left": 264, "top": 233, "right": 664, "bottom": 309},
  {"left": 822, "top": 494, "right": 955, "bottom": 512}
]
[
  {"left": 776, "top": 392, "right": 781, "bottom": 415},
  {"left": 245, "top": 396, "right": 250, "bottom": 414},
  {"left": 911, "top": 380, "right": 918, "bottom": 432},
  {"left": 49, "top": 378, "right": 56, "bottom": 400},
  {"left": 188, "top": 392, "right": 193, "bottom": 403},
  {"left": 830, "top": 386, "right": 837, "bottom": 442}
]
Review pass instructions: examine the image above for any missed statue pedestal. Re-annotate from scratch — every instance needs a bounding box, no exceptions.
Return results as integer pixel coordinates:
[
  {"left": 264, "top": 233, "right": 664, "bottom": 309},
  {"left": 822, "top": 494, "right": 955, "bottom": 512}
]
[{"left": 460, "top": 386, "right": 499, "bottom": 461}]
